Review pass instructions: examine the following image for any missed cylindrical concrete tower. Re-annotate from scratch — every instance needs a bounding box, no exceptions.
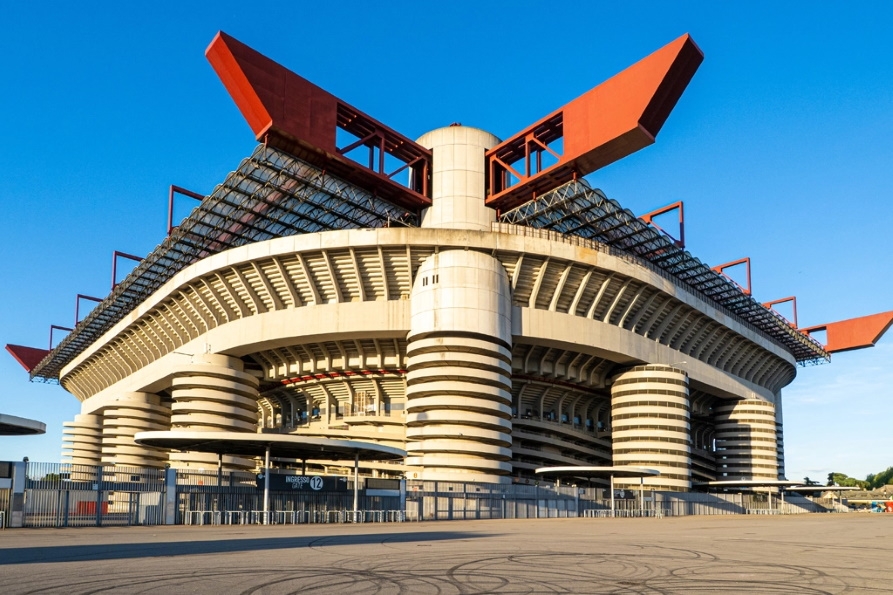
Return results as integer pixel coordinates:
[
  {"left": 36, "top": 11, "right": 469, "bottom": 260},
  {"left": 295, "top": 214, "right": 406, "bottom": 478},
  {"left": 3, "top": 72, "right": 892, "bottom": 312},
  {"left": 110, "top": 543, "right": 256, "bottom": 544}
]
[
  {"left": 169, "top": 354, "right": 260, "bottom": 471},
  {"left": 416, "top": 126, "right": 500, "bottom": 231},
  {"left": 100, "top": 392, "right": 171, "bottom": 468},
  {"left": 405, "top": 125, "right": 512, "bottom": 483},
  {"left": 62, "top": 413, "right": 103, "bottom": 467},
  {"left": 405, "top": 249, "right": 514, "bottom": 482},
  {"left": 714, "top": 398, "right": 778, "bottom": 481},
  {"left": 775, "top": 390, "right": 785, "bottom": 479},
  {"left": 610, "top": 365, "right": 692, "bottom": 491}
]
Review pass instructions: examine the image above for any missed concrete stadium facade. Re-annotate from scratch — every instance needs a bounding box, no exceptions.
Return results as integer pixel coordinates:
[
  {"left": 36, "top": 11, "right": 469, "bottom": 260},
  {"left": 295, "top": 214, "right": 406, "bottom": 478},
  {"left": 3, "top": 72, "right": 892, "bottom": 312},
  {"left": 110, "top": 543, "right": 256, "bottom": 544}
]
[
  {"left": 8, "top": 32, "right": 847, "bottom": 494},
  {"left": 54, "top": 122, "right": 800, "bottom": 491}
]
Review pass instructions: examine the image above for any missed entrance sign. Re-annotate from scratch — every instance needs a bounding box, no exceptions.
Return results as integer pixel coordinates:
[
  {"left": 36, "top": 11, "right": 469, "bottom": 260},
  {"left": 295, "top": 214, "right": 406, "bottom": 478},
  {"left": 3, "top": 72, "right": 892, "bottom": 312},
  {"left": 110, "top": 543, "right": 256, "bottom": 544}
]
[{"left": 255, "top": 474, "right": 347, "bottom": 491}]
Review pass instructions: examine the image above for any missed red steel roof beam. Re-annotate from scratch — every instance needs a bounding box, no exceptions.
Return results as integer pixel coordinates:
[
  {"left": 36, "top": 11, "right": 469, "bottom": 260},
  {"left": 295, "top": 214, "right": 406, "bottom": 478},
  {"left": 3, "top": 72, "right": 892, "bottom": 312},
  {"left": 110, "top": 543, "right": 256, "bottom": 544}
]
[
  {"left": 5, "top": 344, "right": 51, "bottom": 373},
  {"left": 800, "top": 311, "right": 893, "bottom": 354},
  {"left": 486, "top": 34, "right": 703, "bottom": 212},
  {"left": 205, "top": 32, "right": 431, "bottom": 212}
]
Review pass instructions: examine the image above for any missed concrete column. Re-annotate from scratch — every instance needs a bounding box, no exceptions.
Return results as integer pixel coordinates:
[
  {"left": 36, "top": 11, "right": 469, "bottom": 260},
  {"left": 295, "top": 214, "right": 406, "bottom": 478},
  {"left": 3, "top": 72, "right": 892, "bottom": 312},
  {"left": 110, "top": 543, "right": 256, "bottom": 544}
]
[
  {"left": 610, "top": 365, "right": 691, "bottom": 491},
  {"left": 169, "top": 354, "right": 260, "bottom": 472},
  {"left": 163, "top": 467, "right": 177, "bottom": 525},
  {"left": 62, "top": 413, "right": 103, "bottom": 467},
  {"left": 9, "top": 461, "right": 26, "bottom": 528},
  {"left": 405, "top": 249, "right": 513, "bottom": 483},
  {"left": 714, "top": 398, "right": 778, "bottom": 481},
  {"left": 101, "top": 392, "right": 171, "bottom": 469}
]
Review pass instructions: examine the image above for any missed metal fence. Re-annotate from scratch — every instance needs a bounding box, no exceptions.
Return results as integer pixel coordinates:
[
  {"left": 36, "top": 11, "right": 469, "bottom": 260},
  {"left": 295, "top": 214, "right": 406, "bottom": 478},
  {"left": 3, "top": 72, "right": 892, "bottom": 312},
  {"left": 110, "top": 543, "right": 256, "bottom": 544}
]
[
  {"left": 404, "top": 481, "right": 602, "bottom": 521},
  {"left": 0, "top": 487, "right": 9, "bottom": 528},
  {"left": 2, "top": 461, "right": 848, "bottom": 528},
  {"left": 20, "top": 462, "right": 166, "bottom": 528},
  {"left": 175, "top": 469, "right": 401, "bottom": 525},
  {"left": 652, "top": 492, "right": 839, "bottom": 516}
]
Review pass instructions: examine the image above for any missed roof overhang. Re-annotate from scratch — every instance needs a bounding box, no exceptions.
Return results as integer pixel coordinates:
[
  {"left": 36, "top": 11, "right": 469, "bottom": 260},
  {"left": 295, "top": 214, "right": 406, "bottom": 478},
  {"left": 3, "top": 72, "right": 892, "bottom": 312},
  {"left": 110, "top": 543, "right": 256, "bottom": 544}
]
[
  {"left": 135, "top": 430, "right": 405, "bottom": 461},
  {"left": 695, "top": 479, "right": 803, "bottom": 490},
  {"left": 0, "top": 413, "right": 46, "bottom": 436},
  {"left": 535, "top": 465, "right": 660, "bottom": 479}
]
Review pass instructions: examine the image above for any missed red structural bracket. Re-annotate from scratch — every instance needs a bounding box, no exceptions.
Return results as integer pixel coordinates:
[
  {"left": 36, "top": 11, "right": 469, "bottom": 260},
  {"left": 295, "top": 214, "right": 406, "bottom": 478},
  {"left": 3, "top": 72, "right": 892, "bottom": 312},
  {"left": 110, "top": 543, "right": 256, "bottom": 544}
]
[
  {"left": 641, "top": 201, "right": 685, "bottom": 248},
  {"left": 801, "top": 311, "right": 893, "bottom": 354},
  {"left": 48, "top": 325, "right": 73, "bottom": 351},
  {"left": 168, "top": 185, "right": 204, "bottom": 234},
  {"left": 764, "top": 296, "right": 798, "bottom": 329},
  {"left": 712, "top": 257, "right": 751, "bottom": 295},
  {"left": 486, "top": 33, "right": 703, "bottom": 212},
  {"left": 206, "top": 32, "right": 432, "bottom": 212},
  {"left": 75, "top": 294, "right": 103, "bottom": 325},
  {"left": 112, "top": 251, "right": 143, "bottom": 290},
  {"left": 5, "top": 344, "right": 50, "bottom": 373}
]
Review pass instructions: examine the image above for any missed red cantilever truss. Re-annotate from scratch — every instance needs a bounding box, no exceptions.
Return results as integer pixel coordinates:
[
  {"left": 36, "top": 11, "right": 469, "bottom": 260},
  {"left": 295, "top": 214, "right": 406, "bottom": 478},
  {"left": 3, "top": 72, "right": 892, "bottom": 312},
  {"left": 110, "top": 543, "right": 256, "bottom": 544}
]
[
  {"left": 801, "top": 311, "right": 893, "bottom": 354},
  {"left": 713, "top": 257, "right": 752, "bottom": 295},
  {"left": 641, "top": 201, "right": 685, "bottom": 248},
  {"left": 206, "top": 32, "right": 432, "bottom": 212},
  {"left": 764, "top": 296, "right": 798, "bottom": 329},
  {"left": 486, "top": 33, "right": 704, "bottom": 212}
]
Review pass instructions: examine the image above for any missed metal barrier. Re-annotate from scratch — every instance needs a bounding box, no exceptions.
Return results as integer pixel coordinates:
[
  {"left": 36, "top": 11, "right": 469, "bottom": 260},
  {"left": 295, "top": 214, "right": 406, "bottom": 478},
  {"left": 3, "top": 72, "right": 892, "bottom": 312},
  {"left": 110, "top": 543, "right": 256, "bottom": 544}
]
[
  {"left": 226, "top": 510, "right": 247, "bottom": 525},
  {"left": 583, "top": 509, "right": 661, "bottom": 518},
  {"left": 273, "top": 510, "right": 310, "bottom": 524},
  {"left": 248, "top": 511, "right": 270, "bottom": 525},
  {"left": 179, "top": 508, "right": 404, "bottom": 525},
  {"left": 185, "top": 511, "right": 222, "bottom": 525}
]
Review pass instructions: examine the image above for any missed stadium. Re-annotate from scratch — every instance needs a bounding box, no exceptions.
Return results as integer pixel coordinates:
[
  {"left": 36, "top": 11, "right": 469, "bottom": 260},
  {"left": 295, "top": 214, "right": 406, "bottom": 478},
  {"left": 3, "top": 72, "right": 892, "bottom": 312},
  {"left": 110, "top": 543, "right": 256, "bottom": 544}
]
[{"left": 7, "top": 31, "right": 890, "bottom": 495}]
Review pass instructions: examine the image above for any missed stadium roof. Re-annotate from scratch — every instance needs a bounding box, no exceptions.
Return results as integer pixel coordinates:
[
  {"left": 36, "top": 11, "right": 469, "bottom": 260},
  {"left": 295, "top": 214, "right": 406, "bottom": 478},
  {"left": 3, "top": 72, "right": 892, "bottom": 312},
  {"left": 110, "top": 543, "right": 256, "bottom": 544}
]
[{"left": 27, "top": 148, "right": 826, "bottom": 383}]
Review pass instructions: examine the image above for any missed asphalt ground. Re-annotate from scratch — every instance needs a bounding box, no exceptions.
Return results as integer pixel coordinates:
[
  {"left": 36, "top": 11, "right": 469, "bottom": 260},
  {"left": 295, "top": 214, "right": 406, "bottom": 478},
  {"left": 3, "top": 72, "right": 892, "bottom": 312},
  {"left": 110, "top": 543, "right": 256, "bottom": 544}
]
[{"left": 0, "top": 514, "right": 891, "bottom": 594}]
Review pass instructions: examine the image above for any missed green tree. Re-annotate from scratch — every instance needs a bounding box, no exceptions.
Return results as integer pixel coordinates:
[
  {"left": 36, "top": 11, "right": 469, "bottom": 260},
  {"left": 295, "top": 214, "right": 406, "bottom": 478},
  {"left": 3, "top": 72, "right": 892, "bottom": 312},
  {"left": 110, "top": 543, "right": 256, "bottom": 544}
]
[
  {"left": 866, "top": 466, "right": 893, "bottom": 489},
  {"left": 827, "top": 472, "right": 868, "bottom": 489}
]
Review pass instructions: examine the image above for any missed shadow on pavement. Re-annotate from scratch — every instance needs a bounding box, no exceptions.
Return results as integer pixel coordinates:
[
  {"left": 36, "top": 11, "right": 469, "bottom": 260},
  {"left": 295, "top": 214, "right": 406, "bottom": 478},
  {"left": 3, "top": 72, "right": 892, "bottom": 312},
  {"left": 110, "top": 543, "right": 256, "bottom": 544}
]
[{"left": 1, "top": 531, "right": 488, "bottom": 565}]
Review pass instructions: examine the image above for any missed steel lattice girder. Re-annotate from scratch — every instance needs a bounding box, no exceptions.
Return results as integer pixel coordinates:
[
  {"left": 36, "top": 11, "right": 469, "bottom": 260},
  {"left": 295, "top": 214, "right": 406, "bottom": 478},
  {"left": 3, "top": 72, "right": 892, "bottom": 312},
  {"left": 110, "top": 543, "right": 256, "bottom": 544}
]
[{"left": 499, "top": 179, "right": 828, "bottom": 364}]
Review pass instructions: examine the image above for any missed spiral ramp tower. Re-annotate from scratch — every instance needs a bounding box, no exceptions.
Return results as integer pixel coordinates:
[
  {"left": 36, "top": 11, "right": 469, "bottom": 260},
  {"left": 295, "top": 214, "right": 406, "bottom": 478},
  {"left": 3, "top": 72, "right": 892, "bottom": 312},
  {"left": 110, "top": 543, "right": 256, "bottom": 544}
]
[
  {"left": 169, "top": 354, "right": 260, "bottom": 471},
  {"left": 610, "top": 365, "right": 691, "bottom": 491},
  {"left": 714, "top": 399, "right": 779, "bottom": 481}
]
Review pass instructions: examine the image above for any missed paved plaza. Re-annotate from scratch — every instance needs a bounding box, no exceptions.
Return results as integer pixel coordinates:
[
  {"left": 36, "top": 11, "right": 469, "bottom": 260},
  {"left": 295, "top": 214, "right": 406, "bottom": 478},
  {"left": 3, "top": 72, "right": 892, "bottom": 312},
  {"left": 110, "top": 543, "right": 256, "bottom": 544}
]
[{"left": 1, "top": 515, "right": 891, "bottom": 593}]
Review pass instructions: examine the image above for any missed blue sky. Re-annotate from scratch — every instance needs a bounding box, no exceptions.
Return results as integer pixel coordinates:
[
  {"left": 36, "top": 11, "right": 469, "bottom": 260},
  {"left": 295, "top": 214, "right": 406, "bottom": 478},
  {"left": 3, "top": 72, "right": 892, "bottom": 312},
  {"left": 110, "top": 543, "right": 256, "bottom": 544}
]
[{"left": 1, "top": 2, "right": 890, "bottom": 483}]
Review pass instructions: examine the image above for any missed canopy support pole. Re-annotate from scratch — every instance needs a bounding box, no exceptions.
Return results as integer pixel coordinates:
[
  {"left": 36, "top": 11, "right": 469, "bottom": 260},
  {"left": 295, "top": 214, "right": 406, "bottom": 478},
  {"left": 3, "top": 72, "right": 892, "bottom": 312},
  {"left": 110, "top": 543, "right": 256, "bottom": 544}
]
[
  {"left": 263, "top": 444, "right": 270, "bottom": 525},
  {"left": 610, "top": 474, "right": 615, "bottom": 518},
  {"left": 353, "top": 451, "right": 360, "bottom": 517},
  {"left": 217, "top": 452, "right": 222, "bottom": 487},
  {"left": 640, "top": 476, "right": 644, "bottom": 516}
]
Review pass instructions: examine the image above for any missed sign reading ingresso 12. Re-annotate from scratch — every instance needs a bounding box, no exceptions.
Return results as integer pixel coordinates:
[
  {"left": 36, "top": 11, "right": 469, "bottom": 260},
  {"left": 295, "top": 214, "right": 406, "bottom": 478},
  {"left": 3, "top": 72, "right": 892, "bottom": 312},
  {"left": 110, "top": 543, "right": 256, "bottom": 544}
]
[{"left": 255, "top": 473, "right": 348, "bottom": 492}]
